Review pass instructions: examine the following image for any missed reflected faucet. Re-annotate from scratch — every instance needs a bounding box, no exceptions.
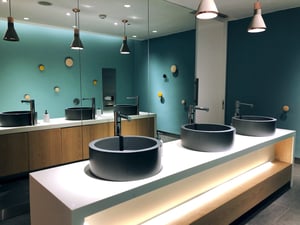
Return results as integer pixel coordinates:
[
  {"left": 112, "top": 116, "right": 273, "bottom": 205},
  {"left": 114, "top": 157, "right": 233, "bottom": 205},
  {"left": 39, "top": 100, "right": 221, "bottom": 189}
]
[
  {"left": 234, "top": 100, "right": 254, "bottom": 117},
  {"left": 188, "top": 105, "right": 209, "bottom": 124},
  {"left": 21, "top": 99, "right": 36, "bottom": 125},
  {"left": 126, "top": 96, "right": 139, "bottom": 115},
  {"left": 82, "top": 97, "right": 95, "bottom": 119}
]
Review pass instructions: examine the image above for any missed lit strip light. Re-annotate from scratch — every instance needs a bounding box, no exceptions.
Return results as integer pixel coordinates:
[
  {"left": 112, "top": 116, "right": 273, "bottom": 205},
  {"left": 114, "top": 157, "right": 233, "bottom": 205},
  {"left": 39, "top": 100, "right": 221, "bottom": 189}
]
[{"left": 141, "top": 162, "right": 273, "bottom": 225}]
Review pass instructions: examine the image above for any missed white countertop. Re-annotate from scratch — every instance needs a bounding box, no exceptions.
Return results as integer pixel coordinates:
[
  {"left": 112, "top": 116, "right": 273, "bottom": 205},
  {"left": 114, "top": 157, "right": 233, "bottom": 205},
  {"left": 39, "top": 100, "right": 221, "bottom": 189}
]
[
  {"left": 30, "top": 128, "right": 295, "bottom": 213},
  {"left": 0, "top": 112, "right": 155, "bottom": 135}
]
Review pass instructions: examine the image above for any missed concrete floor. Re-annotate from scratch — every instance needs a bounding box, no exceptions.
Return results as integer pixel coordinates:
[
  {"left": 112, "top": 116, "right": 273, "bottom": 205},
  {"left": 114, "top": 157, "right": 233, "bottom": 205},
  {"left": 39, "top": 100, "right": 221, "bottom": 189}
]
[{"left": 1, "top": 141, "right": 299, "bottom": 225}]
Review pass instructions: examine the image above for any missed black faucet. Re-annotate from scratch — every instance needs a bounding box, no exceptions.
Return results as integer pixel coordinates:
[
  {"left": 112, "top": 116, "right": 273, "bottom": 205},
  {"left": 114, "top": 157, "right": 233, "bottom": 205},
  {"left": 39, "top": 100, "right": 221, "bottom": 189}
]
[
  {"left": 188, "top": 105, "right": 209, "bottom": 124},
  {"left": 114, "top": 111, "right": 131, "bottom": 151},
  {"left": 126, "top": 96, "right": 139, "bottom": 115},
  {"left": 21, "top": 99, "right": 36, "bottom": 125},
  {"left": 82, "top": 97, "right": 95, "bottom": 119}
]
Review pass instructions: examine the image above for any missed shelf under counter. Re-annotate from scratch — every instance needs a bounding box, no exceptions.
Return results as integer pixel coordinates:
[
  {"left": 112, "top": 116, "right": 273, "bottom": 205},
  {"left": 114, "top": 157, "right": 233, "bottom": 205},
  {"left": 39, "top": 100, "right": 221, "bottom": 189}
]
[{"left": 30, "top": 128, "right": 295, "bottom": 225}]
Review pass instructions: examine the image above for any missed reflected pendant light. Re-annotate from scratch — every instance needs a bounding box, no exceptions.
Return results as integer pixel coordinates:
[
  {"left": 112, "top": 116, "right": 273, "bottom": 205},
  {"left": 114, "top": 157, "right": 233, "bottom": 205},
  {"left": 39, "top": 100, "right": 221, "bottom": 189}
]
[
  {"left": 120, "top": 19, "right": 130, "bottom": 54},
  {"left": 196, "top": 0, "right": 219, "bottom": 20},
  {"left": 3, "top": 0, "right": 19, "bottom": 41},
  {"left": 248, "top": 1, "right": 266, "bottom": 33},
  {"left": 70, "top": 1, "right": 84, "bottom": 50}
]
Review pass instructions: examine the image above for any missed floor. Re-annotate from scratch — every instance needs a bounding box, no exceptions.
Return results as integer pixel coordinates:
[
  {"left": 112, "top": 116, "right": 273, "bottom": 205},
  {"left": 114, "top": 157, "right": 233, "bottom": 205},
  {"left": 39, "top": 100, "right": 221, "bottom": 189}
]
[{"left": 1, "top": 134, "right": 300, "bottom": 225}]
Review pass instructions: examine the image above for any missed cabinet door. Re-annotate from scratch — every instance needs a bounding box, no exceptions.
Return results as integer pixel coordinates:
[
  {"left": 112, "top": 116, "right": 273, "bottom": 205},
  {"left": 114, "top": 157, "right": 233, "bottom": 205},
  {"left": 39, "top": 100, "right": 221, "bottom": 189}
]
[
  {"left": 0, "top": 133, "right": 29, "bottom": 177},
  {"left": 61, "top": 127, "right": 83, "bottom": 163},
  {"left": 121, "top": 119, "right": 137, "bottom": 135},
  {"left": 82, "top": 123, "right": 112, "bottom": 159},
  {"left": 137, "top": 117, "right": 155, "bottom": 137},
  {"left": 29, "top": 129, "right": 62, "bottom": 170}
]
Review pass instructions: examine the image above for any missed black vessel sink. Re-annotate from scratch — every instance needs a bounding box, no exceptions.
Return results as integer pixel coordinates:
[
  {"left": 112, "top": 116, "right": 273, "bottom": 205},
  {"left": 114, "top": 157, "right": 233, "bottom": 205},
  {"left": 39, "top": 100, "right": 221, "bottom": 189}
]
[
  {"left": 65, "top": 107, "right": 93, "bottom": 120},
  {"left": 232, "top": 115, "right": 277, "bottom": 137},
  {"left": 114, "top": 104, "right": 138, "bottom": 115},
  {"left": 181, "top": 123, "right": 235, "bottom": 152},
  {"left": 0, "top": 111, "right": 36, "bottom": 127},
  {"left": 89, "top": 136, "right": 162, "bottom": 181}
]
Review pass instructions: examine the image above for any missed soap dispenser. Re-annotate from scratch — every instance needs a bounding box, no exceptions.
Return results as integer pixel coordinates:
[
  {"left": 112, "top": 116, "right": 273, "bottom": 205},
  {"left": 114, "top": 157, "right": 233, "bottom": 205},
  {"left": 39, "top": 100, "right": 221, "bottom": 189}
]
[{"left": 43, "top": 110, "right": 50, "bottom": 123}]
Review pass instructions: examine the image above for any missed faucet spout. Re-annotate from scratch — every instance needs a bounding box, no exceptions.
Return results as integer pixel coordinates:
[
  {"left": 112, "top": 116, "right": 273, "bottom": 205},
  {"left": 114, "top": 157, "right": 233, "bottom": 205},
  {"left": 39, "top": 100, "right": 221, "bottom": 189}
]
[
  {"left": 188, "top": 105, "right": 209, "bottom": 124},
  {"left": 114, "top": 111, "right": 131, "bottom": 136},
  {"left": 235, "top": 100, "right": 254, "bottom": 117},
  {"left": 82, "top": 97, "right": 96, "bottom": 119},
  {"left": 21, "top": 99, "right": 36, "bottom": 125}
]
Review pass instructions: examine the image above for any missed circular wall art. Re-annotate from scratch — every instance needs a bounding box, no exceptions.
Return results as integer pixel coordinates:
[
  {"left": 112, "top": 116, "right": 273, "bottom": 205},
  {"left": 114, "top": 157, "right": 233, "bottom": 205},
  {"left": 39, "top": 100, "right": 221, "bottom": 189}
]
[{"left": 65, "top": 57, "right": 74, "bottom": 67}]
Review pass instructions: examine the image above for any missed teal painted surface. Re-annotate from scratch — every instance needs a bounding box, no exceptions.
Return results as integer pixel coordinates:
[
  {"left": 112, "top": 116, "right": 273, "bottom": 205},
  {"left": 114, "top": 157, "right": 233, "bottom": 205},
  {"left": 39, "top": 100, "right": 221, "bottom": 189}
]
[
  {"left": 0, "top": 21, "right": 135, "bottom": 118},
  {"left": 226, "top": 7, "right": 300, "bottom": 157},
  {"left": 148, "top": 30, "right": 196, "bottom": 134}
]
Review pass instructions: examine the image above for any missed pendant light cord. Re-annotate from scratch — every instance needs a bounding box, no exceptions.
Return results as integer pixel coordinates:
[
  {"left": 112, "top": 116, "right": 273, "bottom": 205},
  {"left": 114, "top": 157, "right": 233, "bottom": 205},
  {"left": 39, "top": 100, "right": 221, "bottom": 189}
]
[{"left": 8, "top": 0, "right": 12, "bottom": 17}]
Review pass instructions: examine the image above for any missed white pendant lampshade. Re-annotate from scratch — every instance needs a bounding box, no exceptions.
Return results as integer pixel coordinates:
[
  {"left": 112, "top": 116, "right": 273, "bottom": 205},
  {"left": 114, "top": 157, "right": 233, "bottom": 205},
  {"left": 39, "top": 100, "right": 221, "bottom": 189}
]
[
  {"left": 248, "top": 1, "right": 266, "bottom": 33},
  {"left": 196, "top": 0, "right": 219, "bottom": 20}
]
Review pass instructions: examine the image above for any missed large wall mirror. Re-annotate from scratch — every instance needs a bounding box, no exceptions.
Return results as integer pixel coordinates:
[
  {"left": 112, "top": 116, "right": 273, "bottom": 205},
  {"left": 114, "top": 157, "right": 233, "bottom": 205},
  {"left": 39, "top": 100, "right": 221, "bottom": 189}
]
[{"left": 0, "top": 0, "right": 195, "bottom": 133}]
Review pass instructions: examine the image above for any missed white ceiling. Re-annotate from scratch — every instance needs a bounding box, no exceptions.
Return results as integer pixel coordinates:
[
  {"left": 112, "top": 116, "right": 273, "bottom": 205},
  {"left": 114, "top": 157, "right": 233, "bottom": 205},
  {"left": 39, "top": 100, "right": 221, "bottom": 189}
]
[{"left": 0, "top": 0, "right": 300, "bottom": 40}]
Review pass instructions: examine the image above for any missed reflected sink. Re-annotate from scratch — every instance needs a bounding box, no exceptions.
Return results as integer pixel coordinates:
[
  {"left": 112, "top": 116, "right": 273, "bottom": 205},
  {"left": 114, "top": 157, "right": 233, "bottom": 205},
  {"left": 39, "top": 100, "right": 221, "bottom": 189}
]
[
  {"left": 89, "top": 136, "right": 162, "bottom": 181},
  {"left": 0, "top": 111, "right": 36, "bottom": 127},
  {"left": 114, "top": 104, "right": 138, "bottom": 115},
  {"left": 232, "top": 115, "right": 277, "bottom": 137},
  {"left": 65, "top": 107, "right": 93, "bottom": 120},
  {"left": 181, "top": 123, "right": 235, "bottom": 152}
]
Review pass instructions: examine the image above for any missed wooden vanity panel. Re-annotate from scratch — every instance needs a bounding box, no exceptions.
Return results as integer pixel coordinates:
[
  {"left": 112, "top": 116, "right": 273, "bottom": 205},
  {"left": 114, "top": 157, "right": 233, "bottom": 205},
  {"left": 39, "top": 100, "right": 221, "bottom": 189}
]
[
  {"left": 29, "top": 129, "right": 62, "bottom": 171},
  {"left": 61, "top": 127, "right": 83, "bottom": 163},
  {"left": 274, "top": 136, "right": 294, "bottom": 163},
  {"left": 137, "top": 117, "right": 155, "bottom": 137},
  {"left": 0, "top": 133, "right": 29, "bottom": 176},
  {"left": 82, "top": 123, "right": 111, "bottom": 159},
  {"left": 121, "top": 119, "right": 137, "bottom": 135}
]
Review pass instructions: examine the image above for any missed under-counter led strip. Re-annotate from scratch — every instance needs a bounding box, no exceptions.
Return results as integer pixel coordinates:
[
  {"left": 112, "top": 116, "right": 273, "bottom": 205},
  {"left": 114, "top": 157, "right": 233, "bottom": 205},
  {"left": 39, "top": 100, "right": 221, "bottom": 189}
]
[{"left": 141, "top": 162, "right": 274, "bottom": 225}]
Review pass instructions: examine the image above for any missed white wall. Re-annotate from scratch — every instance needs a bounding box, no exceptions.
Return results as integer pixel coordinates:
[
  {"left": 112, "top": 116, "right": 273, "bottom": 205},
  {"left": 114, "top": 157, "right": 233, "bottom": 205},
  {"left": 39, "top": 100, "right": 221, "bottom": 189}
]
[{"left": 195, "top": 19, "right": 228, "bottom": 124}]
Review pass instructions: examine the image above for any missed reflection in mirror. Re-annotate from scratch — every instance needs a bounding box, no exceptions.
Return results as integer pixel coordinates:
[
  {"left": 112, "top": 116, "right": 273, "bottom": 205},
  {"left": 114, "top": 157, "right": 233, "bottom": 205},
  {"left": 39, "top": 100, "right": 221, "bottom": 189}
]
[{"left": 0, "top": 0, "right": 195, "bottom": 127}]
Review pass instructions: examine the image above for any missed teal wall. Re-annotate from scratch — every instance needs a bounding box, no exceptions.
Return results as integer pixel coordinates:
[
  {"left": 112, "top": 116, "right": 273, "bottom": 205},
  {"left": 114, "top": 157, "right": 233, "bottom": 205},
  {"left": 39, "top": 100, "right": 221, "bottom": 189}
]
[
  {"left": 147, "top": 30, "right": 196, "bottom": 134},
  {"left": 0, "top": 20, "right": 196, "bottom": 135},
  {"left": 0, "top": 21, "right": 135, "bottom": 118},
  {"left": 226, "top": 7, "right": 300, "bottom": 157}
]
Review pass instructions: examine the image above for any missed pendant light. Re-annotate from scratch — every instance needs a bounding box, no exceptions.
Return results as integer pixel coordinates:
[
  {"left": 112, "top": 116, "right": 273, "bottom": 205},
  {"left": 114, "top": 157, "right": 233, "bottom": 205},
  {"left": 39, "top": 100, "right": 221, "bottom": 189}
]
[
  {"left": 3, "top": 0, "right": 19, "bottom": 41},
  {"left": 248, "top": 1, "right": 266, "bottom": 33},
  {"left": 196, "top": 0, "right": 219, "bottom": 20},
  {"left": 120, "top": 19, "right": 130, "bottom": 54},
  {"left": 70, "top": 0, "right": 84, "bottom": 50}
]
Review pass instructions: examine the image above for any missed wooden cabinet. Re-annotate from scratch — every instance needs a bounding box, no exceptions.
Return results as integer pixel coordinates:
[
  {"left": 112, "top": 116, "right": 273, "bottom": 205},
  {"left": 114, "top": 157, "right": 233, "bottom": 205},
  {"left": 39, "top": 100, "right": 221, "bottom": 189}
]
[
  {"left": 61, "top": 127, "right": 83, "bottom": 163},
  {"left": 28, "top": 129, "right": 62, "bottom": 171},
  {"left": 1, "top": 115, "right": 156, "bottom": 176},
  {"left": 82, "top": 123, "right": 112, "bottom": 159},
  {"left": 0, "top": 133, "right": 29, "bottom": 177}
]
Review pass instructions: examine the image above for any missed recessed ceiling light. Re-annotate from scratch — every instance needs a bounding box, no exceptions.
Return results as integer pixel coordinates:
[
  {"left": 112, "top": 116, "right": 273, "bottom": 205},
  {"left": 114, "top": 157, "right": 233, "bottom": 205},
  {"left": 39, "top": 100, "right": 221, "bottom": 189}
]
[
  {"left": 24, "top": 17, "right": 30, "bottom": 21},
  {"left": 99, "top": 14, "right": 107, "bottom": 19},
  {"left": 38, "top": 1, "right": 53, "bottom": 6},
  {"left": 152, "top": 30, "right": 158, "bottom": 33},
  {"left": 114, "top": 22, "right": 118, "bottom": 26},
  {"left": 124, "top": 4, "right": 131, "bottom": 8},
  {"left": 66, "top": 12, "right": 71, "bottom": 16},
  {"left": 132, "top": 35, "right": 137, "bottom": 38},
  {"left": 2, "top": 0, "right": 8, "bottom": 3}
]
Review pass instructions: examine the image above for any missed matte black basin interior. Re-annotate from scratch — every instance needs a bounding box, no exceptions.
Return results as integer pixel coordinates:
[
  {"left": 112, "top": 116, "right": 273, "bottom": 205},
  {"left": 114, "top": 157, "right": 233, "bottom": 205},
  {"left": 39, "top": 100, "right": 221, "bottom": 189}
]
[
  {"left": 181, "top": 123, "right": 235, "bottom": 152},
  {"left": 114, "top": 104, "right": 138, "bottom": 115},
  {"left": 0, "top": 111, "right": 37, "bottom": 127},
  {"left": 65, "top": 107, "right": 93, "bottom": 120},
  {"left": 89, "top": 136, "right": 162, "bottom": 181},
  {"left": 232, "top": 115, "right": 277, "bottom": 137}
]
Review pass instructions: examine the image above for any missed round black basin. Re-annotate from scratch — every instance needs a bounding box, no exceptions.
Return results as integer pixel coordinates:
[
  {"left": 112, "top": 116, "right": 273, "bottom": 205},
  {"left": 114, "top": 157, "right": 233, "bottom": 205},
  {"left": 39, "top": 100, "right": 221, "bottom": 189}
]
[
  {"left": 181, "top": 123, "right": 235, "bottom": 152},
  {"left": 89, "top": 136, "right": 162, "bottom": 181},
  {"left": 232, "top": 115, "right": 277, "bottom": 137},
  {"left": 65, "top": 107, "right": 93, "bottom": 120},
  {"left": 0, "top": 111, "right": 34, "bottom": 127},
  {"left": 114, "top": 104, "right": 138, "bottom": 115}
]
